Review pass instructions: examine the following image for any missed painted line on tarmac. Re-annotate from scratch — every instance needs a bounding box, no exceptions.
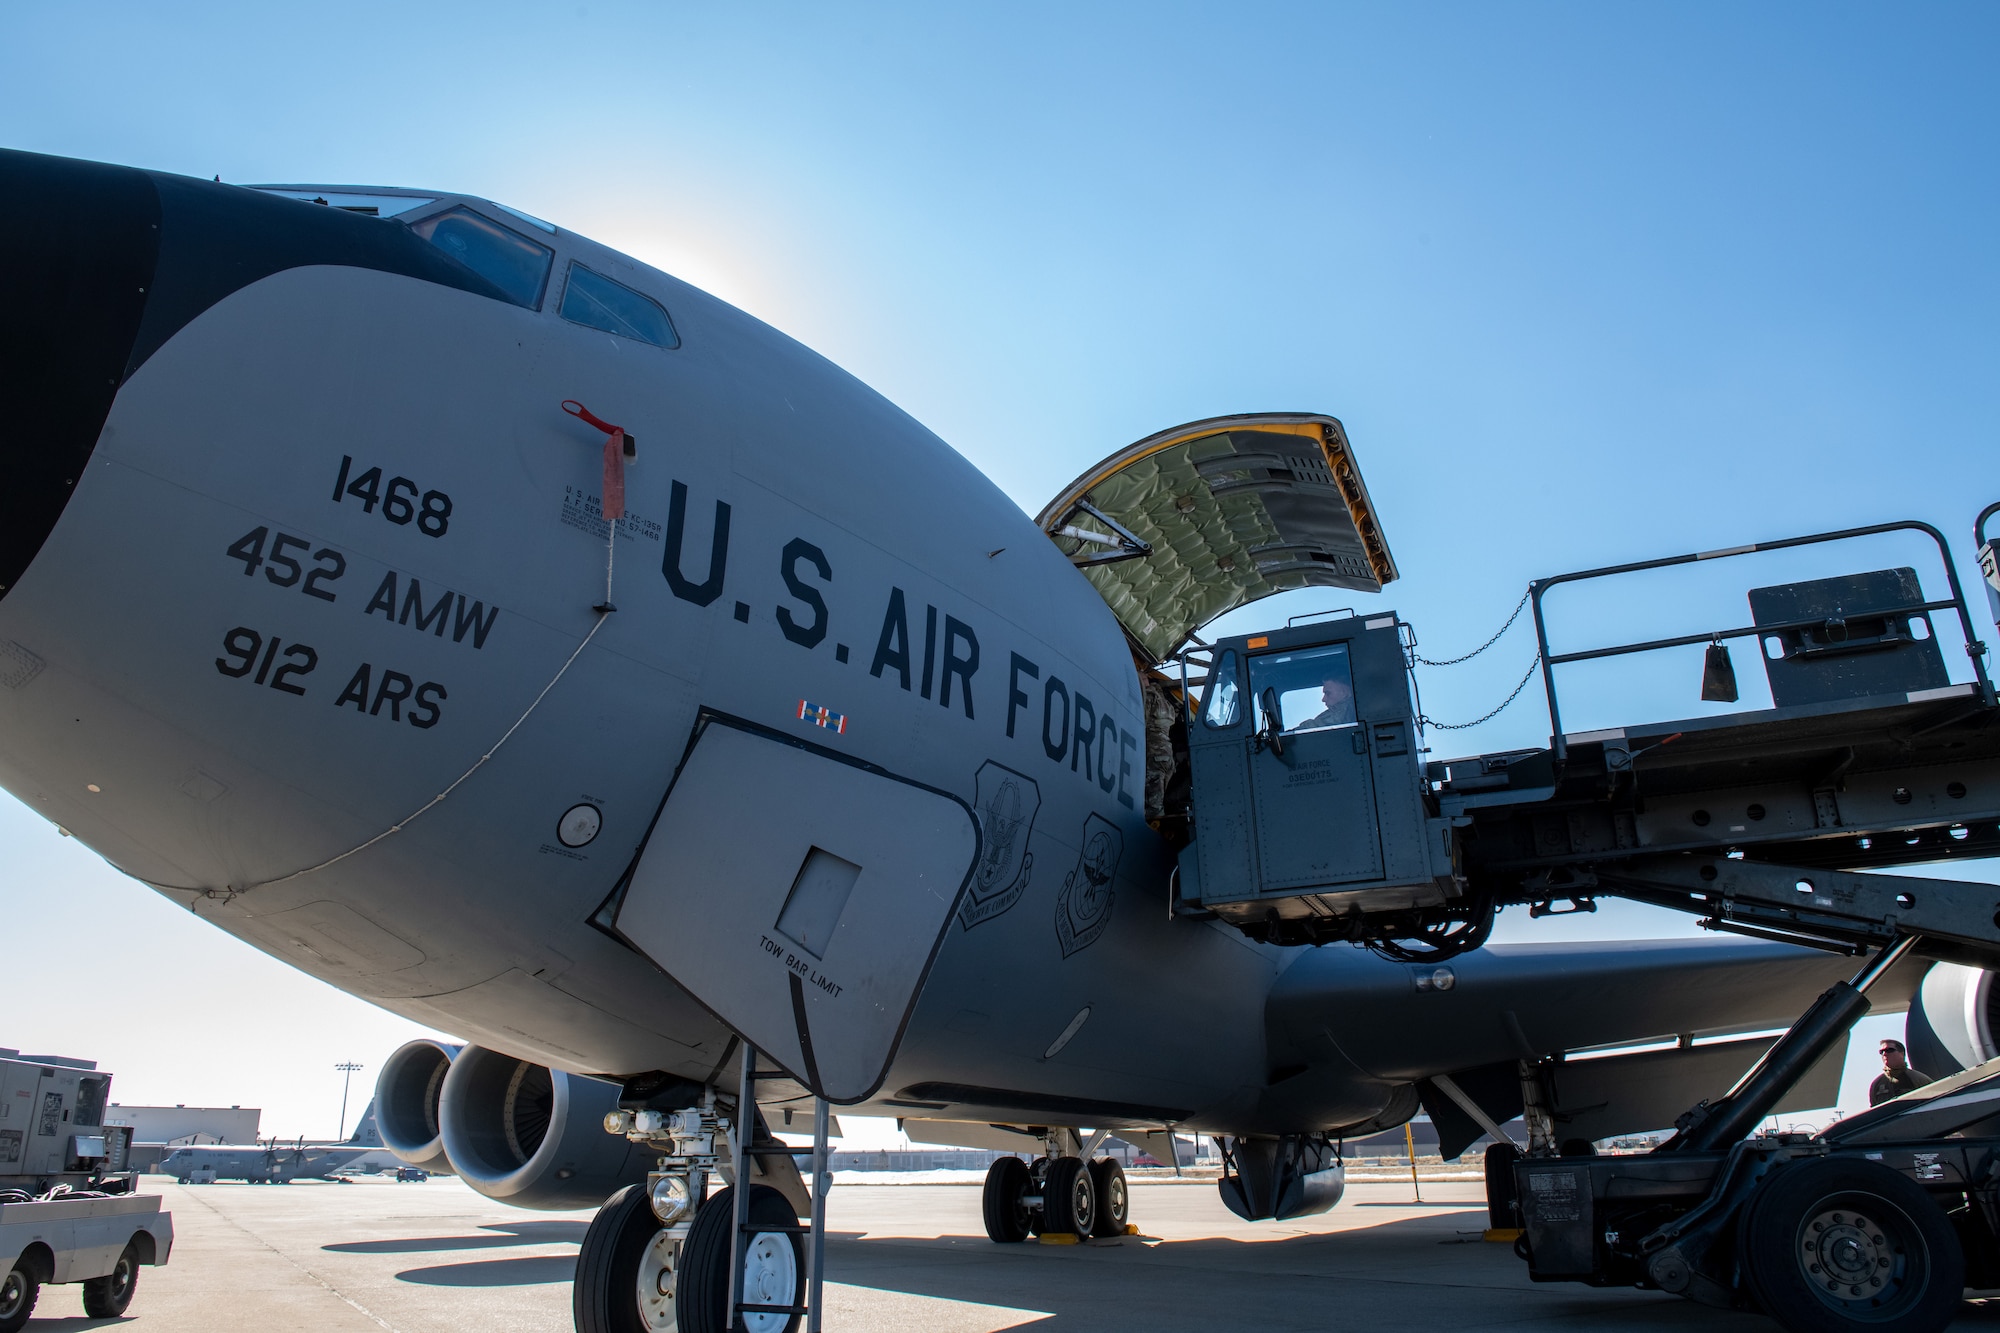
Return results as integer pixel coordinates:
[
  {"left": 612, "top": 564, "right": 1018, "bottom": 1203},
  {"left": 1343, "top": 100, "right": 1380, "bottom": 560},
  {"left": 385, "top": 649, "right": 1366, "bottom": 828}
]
[{"left": 174, "top": 1186, "right": 405, "bottom": 1333}]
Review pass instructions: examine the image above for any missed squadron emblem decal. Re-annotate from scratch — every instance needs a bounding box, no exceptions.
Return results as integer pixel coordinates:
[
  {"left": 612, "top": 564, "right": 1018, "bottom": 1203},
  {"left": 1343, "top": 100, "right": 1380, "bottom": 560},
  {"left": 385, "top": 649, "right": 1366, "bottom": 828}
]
[
  {"left": 961, "top": 761, "right": 1041, "bottom": 930},
  {"left": 1054, "top": 812, "right": 1123, "bottom": 957}
]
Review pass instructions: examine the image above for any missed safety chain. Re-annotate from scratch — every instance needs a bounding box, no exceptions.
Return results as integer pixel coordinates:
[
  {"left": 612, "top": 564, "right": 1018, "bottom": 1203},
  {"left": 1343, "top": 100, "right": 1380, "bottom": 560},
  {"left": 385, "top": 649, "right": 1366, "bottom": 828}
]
[
  {"left": 1420, "top": 654, "right": 1543, "bottom": 731},
  {"left": 1410, "top": 587, "right": 1532, "bottom": 667}
]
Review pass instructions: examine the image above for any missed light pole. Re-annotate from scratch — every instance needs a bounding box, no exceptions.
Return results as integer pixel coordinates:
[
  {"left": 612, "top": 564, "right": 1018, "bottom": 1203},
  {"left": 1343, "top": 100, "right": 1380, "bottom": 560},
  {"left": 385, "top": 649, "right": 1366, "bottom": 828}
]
[{"left": 334, "top": 1062, "right": 364, "bottom": 1141}]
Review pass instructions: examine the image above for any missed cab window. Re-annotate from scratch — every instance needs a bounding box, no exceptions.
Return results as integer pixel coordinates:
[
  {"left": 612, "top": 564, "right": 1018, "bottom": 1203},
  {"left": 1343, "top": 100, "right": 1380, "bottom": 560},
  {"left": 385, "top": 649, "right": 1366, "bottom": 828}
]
[
  {"left": 560, "top": 263, "right": 680, "bottom": 347},
  {"left": 1250, "top": 643, "right": 1357, "bottom": 733},
  {"left": 1202, "top": 650, "right": 1243, "bottom": 728},
  {"left": 409, "top": 207, "right": 553, "bottom": 309}
]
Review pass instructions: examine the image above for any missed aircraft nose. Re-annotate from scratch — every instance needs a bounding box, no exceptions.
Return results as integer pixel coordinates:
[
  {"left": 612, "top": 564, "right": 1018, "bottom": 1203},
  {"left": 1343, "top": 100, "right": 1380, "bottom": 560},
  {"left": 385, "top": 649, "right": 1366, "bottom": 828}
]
[{"left": 0, "top": 150, "right": 161, "bottom": 600}]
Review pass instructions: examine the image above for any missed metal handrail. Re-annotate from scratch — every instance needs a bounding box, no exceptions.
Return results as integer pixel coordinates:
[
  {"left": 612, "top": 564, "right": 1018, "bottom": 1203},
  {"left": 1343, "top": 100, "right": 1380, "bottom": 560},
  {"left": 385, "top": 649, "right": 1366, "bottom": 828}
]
[
  {"left": 1543, "top": 599, "right": 1959, "bottom": 666},
  {"left": 1978, "top": 501, "right": 2000, "bottom": 642},
  {"left": 1529, "top": 519, "right": 1995, "bottom": 761}
]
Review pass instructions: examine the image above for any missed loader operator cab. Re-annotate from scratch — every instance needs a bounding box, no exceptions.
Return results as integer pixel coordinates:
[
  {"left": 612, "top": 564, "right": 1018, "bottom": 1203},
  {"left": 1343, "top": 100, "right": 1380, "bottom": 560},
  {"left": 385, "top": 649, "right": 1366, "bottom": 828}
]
[
  {"left": 1037, "top": 413, "right": 1457, "bottom": 946},
  {"left": 1179, "top": 615, "right": 1454, "bottom": 942}
]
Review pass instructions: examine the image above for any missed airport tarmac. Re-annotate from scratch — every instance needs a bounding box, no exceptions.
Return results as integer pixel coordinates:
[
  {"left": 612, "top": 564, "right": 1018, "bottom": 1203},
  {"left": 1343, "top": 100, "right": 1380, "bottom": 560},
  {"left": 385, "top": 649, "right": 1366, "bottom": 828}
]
[{"left": 21, "top": 1173, "right": 2000, "bottom": 1331}]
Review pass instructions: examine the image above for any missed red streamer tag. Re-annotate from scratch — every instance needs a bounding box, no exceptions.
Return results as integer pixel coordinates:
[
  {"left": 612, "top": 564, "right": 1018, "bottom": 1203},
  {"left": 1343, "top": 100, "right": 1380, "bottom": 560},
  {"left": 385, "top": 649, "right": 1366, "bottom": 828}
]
[
  {"left": 562, "top": 400, "right": 629, "bottom": 523},
  {"left": 602, "top": 429, "right": 626, "bottom": 522}
]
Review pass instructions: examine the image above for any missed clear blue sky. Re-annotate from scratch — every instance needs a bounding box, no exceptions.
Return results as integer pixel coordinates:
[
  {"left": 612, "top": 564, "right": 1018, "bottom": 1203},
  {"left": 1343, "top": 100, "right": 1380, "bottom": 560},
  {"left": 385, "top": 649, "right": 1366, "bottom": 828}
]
[{"left": 2, "top": 3, "right": 1995, "bottom": 1136}]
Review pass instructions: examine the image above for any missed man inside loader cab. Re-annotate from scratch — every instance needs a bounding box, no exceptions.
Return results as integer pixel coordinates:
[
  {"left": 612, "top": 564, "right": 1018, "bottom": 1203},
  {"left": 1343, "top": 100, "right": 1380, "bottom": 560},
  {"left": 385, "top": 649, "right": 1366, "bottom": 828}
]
[{"left": 1299, "top": 673, "right": 1356, "bottom": 731}]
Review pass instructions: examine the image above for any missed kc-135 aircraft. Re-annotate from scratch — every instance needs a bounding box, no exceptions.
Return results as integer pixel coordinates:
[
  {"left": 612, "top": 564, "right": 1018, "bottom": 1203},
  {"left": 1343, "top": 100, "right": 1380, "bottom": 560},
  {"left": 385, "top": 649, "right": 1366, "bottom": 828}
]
[{"left": 8, "top": 148, "right": 1998, "bottom": 1333}]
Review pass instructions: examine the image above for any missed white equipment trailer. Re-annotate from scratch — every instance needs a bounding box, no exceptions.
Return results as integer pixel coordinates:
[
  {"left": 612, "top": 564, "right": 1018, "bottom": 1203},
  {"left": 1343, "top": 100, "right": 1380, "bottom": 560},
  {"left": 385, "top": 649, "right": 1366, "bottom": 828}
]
[
  {"left": 0, "top": 1049, "right": 172, "bottom": 1329},
  {"left": 0, "top": 1192, "right": 173, "bottom": 1330}
]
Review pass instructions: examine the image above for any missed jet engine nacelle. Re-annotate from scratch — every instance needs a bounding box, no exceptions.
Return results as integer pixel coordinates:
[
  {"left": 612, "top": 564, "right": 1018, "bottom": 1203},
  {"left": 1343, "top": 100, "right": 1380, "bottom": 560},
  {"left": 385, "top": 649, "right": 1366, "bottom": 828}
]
[
  {"left": 1907, "top": 962, "right": 2000, "bottom": 1077},
  {"left": 437, "top": 1044, "right": 652, "bottom": 1210},
  {"left": 374, "top": 1039, "right": 463, "bottom": 1174}
]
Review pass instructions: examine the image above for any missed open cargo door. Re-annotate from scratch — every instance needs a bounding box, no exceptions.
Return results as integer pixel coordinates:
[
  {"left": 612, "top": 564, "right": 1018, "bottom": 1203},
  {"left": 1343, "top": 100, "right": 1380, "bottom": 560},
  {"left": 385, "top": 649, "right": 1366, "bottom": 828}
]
[{"left": 1036, "top": 413, "right": 1397, "bottom": 660}]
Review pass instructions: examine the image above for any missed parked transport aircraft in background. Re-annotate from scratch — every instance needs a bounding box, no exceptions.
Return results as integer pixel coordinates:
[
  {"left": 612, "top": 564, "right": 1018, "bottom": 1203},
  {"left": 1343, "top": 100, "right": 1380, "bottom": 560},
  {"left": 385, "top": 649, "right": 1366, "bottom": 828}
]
[
  {"left": 157, "top": 1102, "right": 404, "bottom": 1183},
  {"left": 7, "top": 148, "right": 2000, "bottom": 1333}
]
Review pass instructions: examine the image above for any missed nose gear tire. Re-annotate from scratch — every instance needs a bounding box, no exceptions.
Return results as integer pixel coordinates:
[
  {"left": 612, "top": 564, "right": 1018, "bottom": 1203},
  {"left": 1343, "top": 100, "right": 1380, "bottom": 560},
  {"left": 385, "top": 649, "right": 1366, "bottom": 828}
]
[
  {"left": 574, "top": 1183, "right": 673, "bottom": 1333},
  {"left": 676, "top": 1184, "right": 803, "bottom": 1333}
]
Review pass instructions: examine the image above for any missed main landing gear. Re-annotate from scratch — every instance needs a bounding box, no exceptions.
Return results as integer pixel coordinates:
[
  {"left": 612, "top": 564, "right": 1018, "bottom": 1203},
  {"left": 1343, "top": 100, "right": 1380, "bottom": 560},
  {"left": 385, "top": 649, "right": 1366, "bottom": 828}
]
[{"left": 981, "top": 1148, "right": 1131, "bottom": 1243}]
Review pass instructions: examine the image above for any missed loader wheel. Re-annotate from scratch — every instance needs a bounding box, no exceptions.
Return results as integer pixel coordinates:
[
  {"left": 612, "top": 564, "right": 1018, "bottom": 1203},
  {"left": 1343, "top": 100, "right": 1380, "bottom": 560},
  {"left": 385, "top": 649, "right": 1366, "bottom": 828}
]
[{"left": 1739, "top": 1156, "right": 1963, "bottom": 1333}]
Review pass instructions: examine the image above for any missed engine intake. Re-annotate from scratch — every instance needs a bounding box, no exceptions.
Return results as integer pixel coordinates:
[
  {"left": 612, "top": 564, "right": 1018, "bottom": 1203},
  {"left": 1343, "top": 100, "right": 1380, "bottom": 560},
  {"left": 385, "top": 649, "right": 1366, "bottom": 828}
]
[
  {"left": 1907, "top": 962, "right": 2000, "bottom": 1077},
  {"left": 437, "top": 1044, "right": 650, "bottom": 1209},
  {"left": 373, "top": 1039, "right": 461, "bottom": 1174}
]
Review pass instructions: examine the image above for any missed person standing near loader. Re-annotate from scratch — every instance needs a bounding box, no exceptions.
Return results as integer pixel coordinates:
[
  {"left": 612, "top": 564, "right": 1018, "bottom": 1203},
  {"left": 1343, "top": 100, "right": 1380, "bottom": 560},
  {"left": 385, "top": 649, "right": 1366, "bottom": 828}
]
[{"left": 1869, "top": 1038, "right": 1933, "bottom": 1105}]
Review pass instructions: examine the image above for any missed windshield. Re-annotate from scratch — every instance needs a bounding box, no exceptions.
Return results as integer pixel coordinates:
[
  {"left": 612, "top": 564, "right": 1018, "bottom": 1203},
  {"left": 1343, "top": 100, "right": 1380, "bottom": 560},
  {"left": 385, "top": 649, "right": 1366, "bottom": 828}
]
[
  {"left": 1249, "top": 643, "right": 1357, "bottom": 733},
  {"left": 408, "top": 206, "right": 553, "bottom": 309},
  {"left": 560, "top": 262, "right": 679, "bottom": 347}
]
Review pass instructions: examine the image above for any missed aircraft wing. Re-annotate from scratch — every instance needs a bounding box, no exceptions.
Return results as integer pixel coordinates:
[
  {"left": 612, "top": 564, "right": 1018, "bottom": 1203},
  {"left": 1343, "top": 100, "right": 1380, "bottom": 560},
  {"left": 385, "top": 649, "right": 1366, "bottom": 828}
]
[
  {"left": 1036, "top": 413, "right": 1396, "bottom": 660},
  {"left": 1267, "top": 937, "right": 1924, "bottom": 1156}
]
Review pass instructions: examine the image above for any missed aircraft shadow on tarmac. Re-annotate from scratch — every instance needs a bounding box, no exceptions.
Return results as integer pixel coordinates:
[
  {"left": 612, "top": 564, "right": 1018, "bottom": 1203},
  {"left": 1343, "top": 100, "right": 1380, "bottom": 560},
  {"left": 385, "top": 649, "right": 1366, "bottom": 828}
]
[
  {"left": 816, "top": 1217, "right": 1770, "bottom": 1331},
  {"left": 377, "top": 1219, "right": 602, "bottom": 1288},
  {"left": 397, "top": 1254, "right": 584, "bottom": 1287},
  {"left": 329, "top": 1219, "right": 589, "bottom": 1256}
]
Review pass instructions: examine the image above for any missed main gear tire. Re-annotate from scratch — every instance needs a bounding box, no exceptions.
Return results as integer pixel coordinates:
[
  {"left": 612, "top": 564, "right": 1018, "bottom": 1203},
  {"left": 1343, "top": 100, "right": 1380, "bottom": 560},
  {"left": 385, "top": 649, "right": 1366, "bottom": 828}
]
[
  {"left": 982, "top": 1156, "right": 1033, "bottom": 1243},
  {"left": 1089, "top": 1158, "right": 1128, "bottom": 1237},
  {"left": 1041, "top": 1157, "right": 1096, "bottom": 1238},
  {"left": 1484, "top": 1142, "right": 1520, "bottom": 1230}
]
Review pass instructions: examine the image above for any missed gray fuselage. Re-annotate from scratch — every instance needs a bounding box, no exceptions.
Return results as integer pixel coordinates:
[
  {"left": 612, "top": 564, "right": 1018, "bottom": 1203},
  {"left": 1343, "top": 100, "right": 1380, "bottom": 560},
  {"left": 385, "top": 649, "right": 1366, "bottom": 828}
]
[{"left": 0, "top": 153, "right": 1857, "bottom": 1142}]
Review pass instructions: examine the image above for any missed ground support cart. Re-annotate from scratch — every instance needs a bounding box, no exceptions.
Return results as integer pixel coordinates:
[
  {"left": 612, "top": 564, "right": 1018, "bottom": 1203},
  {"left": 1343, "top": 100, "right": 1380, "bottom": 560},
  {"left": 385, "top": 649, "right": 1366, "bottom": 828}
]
[{"left": 0, "top": 1191, "right": 173, "bottom": 1331}]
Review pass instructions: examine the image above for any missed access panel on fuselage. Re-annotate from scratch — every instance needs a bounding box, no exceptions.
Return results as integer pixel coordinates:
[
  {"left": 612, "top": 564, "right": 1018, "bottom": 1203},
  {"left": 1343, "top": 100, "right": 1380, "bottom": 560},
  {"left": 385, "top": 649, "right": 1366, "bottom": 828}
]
[{"left": 612, "top": 713, "right": 980, "bottom": 1103}]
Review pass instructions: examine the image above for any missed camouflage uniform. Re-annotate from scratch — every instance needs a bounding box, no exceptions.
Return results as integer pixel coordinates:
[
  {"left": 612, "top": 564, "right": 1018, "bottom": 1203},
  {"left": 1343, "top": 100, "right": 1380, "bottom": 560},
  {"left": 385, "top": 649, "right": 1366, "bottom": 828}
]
[{"left": 1143, "top": 675, "right": 1179, "bottom": 819}]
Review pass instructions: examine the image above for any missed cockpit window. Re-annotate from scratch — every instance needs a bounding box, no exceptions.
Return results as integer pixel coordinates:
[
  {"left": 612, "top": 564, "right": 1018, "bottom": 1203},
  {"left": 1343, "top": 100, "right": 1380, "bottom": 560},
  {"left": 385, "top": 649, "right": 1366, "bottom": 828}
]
[
  {"left": 253, "top": 189, "right": 437, "bottom": 218},
  {"left": 1250, "top": 643, "right": 1357, "bottom": 733},
  {"left": 408, "top": 207, "right": 553, "bottom": 309},
  {"left": 559, "top": 263, "right": 680, "bottom": 348}
]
